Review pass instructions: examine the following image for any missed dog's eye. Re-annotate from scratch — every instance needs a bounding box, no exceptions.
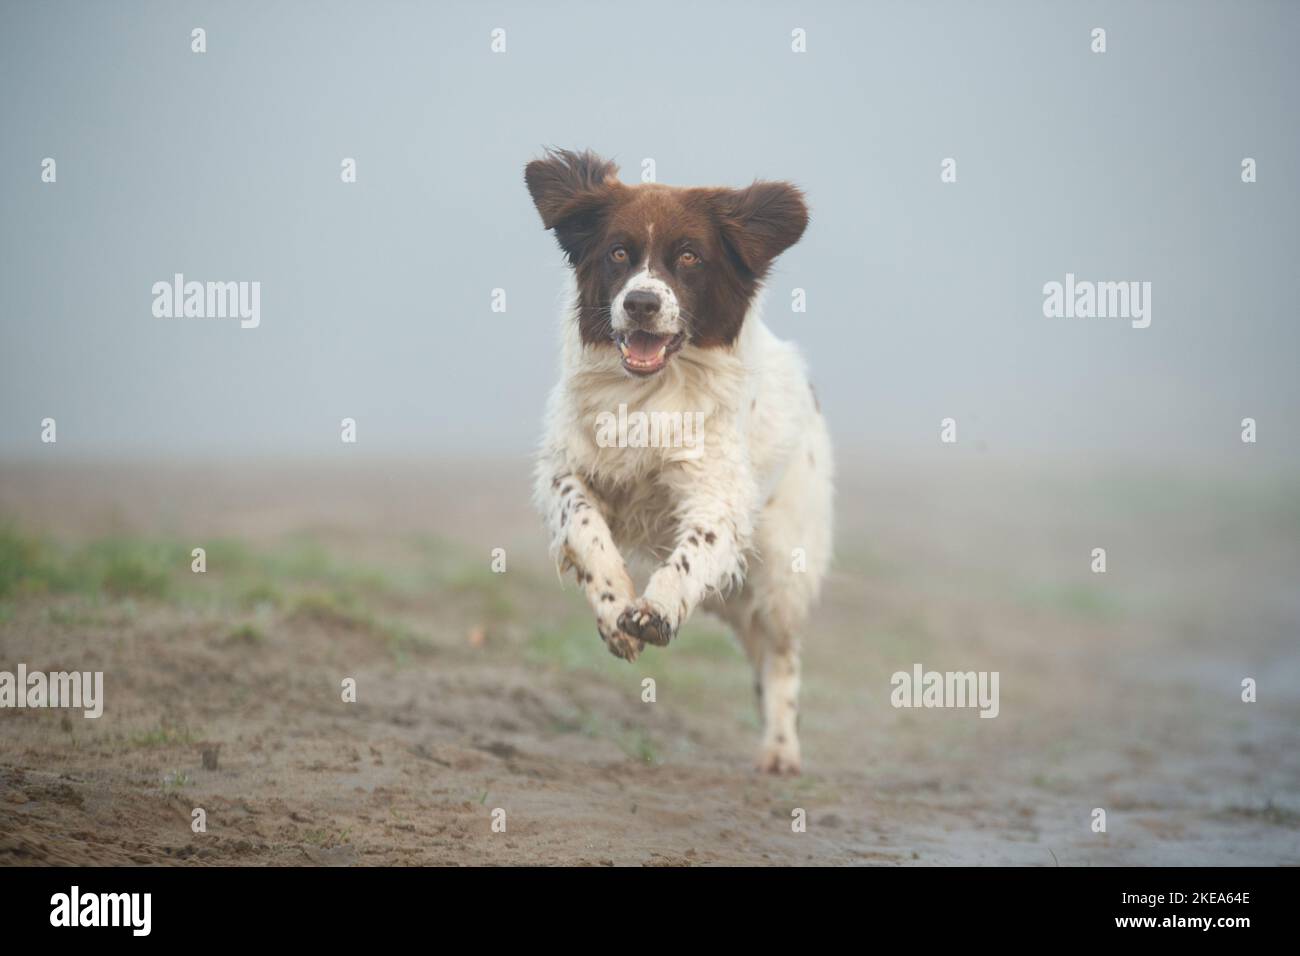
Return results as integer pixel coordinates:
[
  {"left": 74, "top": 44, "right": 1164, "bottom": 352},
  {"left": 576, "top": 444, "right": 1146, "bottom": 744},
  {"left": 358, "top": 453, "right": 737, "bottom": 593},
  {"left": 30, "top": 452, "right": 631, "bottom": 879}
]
[
  {"left": 610, "top": 246, "right": 628, "bottom": 263},
  {"left": 679, "top": 250, "right": 700, "bottom": 266}
]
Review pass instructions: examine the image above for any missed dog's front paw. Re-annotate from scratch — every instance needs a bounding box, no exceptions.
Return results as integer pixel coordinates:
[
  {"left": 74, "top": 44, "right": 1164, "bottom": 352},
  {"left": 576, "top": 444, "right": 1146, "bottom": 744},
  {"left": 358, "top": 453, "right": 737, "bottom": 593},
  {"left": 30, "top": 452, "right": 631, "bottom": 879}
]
[
  {"left": 618, "top": 599, "right": 677, "bottom": 647},
  {"left": 597, "top": 622, "right": 644, "bottom": 662}
]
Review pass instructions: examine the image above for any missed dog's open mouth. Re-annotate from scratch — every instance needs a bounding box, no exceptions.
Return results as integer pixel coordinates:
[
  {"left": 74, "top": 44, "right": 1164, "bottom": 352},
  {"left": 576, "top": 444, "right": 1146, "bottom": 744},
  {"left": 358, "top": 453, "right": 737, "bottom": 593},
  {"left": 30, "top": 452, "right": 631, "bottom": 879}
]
[{"left": 615, "top": 330, "right": 686, "bottom": 376}]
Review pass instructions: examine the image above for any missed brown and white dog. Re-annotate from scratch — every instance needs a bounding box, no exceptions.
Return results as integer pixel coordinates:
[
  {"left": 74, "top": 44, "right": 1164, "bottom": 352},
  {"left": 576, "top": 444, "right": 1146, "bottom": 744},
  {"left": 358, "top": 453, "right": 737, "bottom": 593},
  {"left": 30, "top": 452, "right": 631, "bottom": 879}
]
[{"left": 526, "top": 149, "right": 832, "bottom": 773}]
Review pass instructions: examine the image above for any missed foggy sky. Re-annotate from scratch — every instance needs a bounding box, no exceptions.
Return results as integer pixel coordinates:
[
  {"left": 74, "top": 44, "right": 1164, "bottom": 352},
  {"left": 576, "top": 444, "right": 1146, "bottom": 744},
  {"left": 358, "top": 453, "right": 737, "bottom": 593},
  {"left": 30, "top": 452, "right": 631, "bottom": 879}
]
[{"left": 2, "top": 0, "right": 1296, "bottom": 462}]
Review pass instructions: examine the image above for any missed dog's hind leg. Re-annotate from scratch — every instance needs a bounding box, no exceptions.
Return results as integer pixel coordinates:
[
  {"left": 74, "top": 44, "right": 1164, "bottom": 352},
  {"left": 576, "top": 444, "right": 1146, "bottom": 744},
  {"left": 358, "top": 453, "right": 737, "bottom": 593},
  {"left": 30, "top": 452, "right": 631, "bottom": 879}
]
[
  {"left": 714, "top": 594, "right": 802, "bottom": 775},
  {"left": 729, "top": 424, "right": 831, "bottom": 774},
  {"left": 744, "top": 613, "right": 803, "bottom": 775}
]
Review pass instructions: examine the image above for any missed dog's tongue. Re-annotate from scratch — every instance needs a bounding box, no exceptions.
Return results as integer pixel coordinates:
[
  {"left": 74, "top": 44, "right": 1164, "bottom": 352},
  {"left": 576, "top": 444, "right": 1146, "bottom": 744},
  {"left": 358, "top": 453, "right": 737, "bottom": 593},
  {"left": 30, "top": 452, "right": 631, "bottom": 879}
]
[{"left": 627, "top": 331, "right": 669, "bottom": 361}]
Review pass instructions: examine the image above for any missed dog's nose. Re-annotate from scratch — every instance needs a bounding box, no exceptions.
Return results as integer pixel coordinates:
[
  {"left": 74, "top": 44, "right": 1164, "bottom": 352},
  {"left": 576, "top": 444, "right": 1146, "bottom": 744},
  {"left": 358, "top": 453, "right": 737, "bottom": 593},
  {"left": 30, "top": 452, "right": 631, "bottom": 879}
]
[{"left": 622, "top": 290, "right": 661, "bottom": 322}]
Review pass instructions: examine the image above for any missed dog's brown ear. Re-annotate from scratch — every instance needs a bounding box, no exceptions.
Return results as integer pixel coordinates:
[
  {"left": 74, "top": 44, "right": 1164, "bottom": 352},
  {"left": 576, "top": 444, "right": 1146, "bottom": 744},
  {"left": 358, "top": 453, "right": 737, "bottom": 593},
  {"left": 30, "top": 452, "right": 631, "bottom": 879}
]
[
  {"left": 525, "top": 149, "right": 621, "bottom": 264},
  {"left": 709, "top": 181, "right": 808, "bottom": 278}
]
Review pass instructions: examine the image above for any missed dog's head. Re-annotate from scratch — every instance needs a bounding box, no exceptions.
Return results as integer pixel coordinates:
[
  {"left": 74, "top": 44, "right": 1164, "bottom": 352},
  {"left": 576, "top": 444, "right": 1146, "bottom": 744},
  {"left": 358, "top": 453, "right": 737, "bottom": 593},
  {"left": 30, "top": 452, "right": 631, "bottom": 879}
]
[{"left": 525, "top": 149, "right": 807, "bottom": 377}]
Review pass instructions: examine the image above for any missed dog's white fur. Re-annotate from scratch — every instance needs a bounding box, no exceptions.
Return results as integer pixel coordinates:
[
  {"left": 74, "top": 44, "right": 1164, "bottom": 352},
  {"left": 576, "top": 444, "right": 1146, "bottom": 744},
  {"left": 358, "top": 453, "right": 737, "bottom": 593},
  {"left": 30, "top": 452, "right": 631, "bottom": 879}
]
[{"left": 535, "top": 279, "right": 833, "bottom": 773}]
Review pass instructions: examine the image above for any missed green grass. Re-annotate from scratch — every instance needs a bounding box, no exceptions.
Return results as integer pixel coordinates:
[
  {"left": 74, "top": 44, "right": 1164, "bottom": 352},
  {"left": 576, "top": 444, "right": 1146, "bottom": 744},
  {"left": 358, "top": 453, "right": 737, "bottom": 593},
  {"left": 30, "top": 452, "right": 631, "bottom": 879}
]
[
  {"left": 238, "top": 581, "right": 283, "bottom": 610},
  {"left": 546, "top": 704, "right": 664, "bottom": 764},
  {"left": 0, "top": 526, "right": 181, "bottom": 600},
  {"left": 43, "top": 601, "right": 112, "bottom": 628},
  {"left": 225, "top": 623, "right": 265, "bottom": 646},
  {"left": 0, "top": 523, "right": 509, "bottom": 663},
  {"left": 1016, "top": 582, "right": 1122, "bottom": 622},
  {"left": 89, "top": 539, "right": 176, "bottom": 599},
  {"left": 681, "top": 626, "right": 746, "bottom": 662},
  {"left": 526, "top": 617, "right": 612, "bottom": 672},
  {"left": 0, "top": 526, "right": 53, "bottom": 598},
  {"left": 620, "top": 726, "right": 661, "bottom": 764},
  {"left": 302, "top": 827, "right": 353, "bottom": 848},
  {"left": 130, "top": 722, "right": 197, "bottom": 748},
  {"left": 525, "top": 609, "right": 749, "bottom": 717},
  {"left": 528, "top": 612, "right": 740, "bottom": 672},
  {"left": 445, "top": 565, "right": 516, "bottom": 622},
  {"left": 288, "top": 591, "right": 427, "bottom": 656},
  {"left": 161, "top": 770, "right": 192, "bottom": 791},
  {"left": 0, "top": 525, "right": 438, "bottom": 606},
  {"left": 288, "top": 591, "right": 372, "bottom": 629}
]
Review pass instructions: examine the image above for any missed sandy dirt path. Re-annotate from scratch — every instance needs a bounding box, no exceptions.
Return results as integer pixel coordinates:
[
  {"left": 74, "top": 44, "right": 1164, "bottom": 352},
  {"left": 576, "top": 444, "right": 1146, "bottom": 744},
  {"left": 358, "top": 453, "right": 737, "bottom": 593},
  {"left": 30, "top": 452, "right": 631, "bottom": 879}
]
[{"left": 1, "top": 457, "right": 1297, "bottom": 865}]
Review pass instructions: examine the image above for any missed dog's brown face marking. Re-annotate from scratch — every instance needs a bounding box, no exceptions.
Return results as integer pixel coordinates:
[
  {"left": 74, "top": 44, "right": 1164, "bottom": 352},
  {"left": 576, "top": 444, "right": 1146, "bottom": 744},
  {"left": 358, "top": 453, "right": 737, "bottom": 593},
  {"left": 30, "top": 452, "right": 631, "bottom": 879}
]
[{"left": 525, "top": 148, "right": 808, "bottom": 355}]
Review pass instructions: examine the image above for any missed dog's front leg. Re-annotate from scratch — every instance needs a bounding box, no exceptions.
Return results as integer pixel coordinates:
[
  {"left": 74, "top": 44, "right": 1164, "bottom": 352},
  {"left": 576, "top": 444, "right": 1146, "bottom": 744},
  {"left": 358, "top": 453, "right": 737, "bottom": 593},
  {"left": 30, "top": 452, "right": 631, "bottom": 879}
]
[
  {"left": 619, "top": 464, "right": 755, "bottom": 646},
  {"left": 536, "top": 464, "right": 643, "bottom": 661}
]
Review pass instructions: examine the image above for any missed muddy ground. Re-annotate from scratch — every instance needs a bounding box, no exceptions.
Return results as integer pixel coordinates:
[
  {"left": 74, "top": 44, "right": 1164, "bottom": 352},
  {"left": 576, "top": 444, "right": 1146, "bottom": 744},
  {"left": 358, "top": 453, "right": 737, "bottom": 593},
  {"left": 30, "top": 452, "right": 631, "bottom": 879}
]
[{"left": 1, "top": 456, "right": 1297, "bottom": 865}]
